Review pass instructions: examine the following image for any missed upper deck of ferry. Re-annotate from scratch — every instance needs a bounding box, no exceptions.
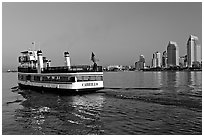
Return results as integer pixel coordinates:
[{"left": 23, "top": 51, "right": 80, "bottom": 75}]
[
  {"left": 18, "top": 49, "right": 102, "bottom": 74},
  {"left": 18, "top": 65, "right": 103, "bottom": 73}
]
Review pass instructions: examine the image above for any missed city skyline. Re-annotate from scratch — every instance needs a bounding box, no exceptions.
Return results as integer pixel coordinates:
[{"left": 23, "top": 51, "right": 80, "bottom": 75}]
[
  {"left": 137, "top": 35, "right": 202, "bottom": 69},
  {"left": 2, "top": 2, "right": 202, "bottom": 69}
]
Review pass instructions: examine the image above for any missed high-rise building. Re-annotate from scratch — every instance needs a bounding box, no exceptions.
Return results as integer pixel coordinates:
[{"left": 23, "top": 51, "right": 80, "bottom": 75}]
[
  {"left": 179, "top": 56, "right": 186, "bottom": 68},
  {"left": 135, "top": 55, "right": 145, "bottom": 70},
  {"left": 162, "top": 51, "right": 167, "bottom": 68},
  {"left": 187, "top": 35, "right": 202, "bottom": 67},
  {"left": 184, "top": 55, "right": 188, "bottom": 67},
  {"left": 139, "top": 55, "right": 145, "bottom": 63},
  {"left": 152, "top": 51, "right": 161, "bottom": 68},
  {"left": 167, "top": 41, "right": 179, "bottom": 67}
]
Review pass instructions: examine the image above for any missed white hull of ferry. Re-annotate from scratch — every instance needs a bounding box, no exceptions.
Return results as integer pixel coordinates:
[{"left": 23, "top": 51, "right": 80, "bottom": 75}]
[
  {"left": 18, "top": 72, "right": 104, "bottom": 92},
  {"left": 18, "top": 80, "right": 103, "bottom": 90}
]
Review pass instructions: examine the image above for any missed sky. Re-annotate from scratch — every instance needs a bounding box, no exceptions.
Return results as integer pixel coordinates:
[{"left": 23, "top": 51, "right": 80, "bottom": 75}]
[{"left": 2, "top": 2, "right": 202, "bottom": 69}]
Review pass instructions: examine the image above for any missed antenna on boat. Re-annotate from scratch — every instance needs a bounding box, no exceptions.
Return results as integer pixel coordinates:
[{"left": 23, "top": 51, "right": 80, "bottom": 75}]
[{"left": 32, "top": 42, "right": 35, "bottom": 51}]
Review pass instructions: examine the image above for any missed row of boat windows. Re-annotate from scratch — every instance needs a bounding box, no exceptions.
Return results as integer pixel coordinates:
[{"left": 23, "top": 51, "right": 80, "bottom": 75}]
[
  {"left": 18, "top": 74, "right": 103, "bottom": 82},
  {"left": 77, "top": 76, "right": 103, "bottom": 81}
]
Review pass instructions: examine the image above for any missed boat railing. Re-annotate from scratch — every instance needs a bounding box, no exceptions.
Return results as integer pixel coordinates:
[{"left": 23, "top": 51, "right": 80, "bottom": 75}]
[
  {"left": 18, "top": 65, "right": 103, "bottom": 73},
  {"left": 18, "top": 67, "right": 38, "bottom": 73}
]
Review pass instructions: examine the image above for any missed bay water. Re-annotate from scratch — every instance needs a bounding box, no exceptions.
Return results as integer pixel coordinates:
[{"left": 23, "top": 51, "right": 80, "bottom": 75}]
[{"left": 2, "top": 71, "right": 202, "bottom": 135}]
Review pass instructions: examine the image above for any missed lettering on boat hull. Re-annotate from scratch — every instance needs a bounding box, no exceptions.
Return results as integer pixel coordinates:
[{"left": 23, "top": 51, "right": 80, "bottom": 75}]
[{"left": 82, "top": 82, "right": 99, "bottom": 87}]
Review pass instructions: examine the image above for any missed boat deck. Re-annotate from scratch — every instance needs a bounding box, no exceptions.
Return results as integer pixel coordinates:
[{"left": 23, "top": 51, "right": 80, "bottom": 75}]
[{"left": 18, "top": 65, "right": 103, "bottom": 73}]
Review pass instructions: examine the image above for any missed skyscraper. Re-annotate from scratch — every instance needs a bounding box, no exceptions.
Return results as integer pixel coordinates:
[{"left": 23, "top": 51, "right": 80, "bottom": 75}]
[
  {"left": 167, "top": 41, "right": 179, "bottom": 67},
  {"left": 179, "top": 56, "right": 186, "bottom": 68},
  {"left": 187, "top": 35, "right": 202, "bottom": 67},
  {"left": 135, "top": 55, "right": 145, "bottom": 70},
  {"left": 162, "top": 51, "right": 167, "bottom": 68},
  {"left": 152, "top": 51, "right": 161, "bottom": 68},
  {"left": 139, "top": 55, "right": 145, "bottom": 63}
]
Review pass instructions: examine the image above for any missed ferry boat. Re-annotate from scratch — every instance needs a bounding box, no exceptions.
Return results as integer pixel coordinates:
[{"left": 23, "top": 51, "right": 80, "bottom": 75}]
[{"left": 17, "top": 49, "right": 104, "bottom": 93}]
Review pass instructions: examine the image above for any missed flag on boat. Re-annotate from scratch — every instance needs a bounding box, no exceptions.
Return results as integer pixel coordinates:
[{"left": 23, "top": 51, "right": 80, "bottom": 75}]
[
  {"left": 91, "top": 52, "right": 96, "bottom": 63},
  {"left": 91, "top": 52, "right": 99, "bottom": 63}
]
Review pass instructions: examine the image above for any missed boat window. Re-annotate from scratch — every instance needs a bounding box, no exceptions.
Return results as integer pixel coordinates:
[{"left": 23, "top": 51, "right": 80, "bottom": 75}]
[
  {"left": 89, "top": 76, "right": 96, "bottom": 81},
  {"left": 18, "top": 74, "right": 20, "bottom": 80},
  {"left": 96, "top": 76, "right": 103, "bottom": 81},
  {"left": 22, "top": 75, "right": 26, "bottom": 80},
  {"left": 41, "top": 76, "right": 76, "bottom": 82},
  {"left": 60, "top": 76, "right": 68, "bottom": 82},
  {"left": 30, "top": 75, "right": 34, "bottom": 81},
  {"left": 77, "top": 76, "right": 83, "bottom": 82},
  {"left": 26, "top": 75, "right": 31, "bottom": 81},
  {"left": 76, "top": 75, "right": 103, "bottom": 81},
  {"left": 69, "top": 77, "right": 75, "bottom": 82},
  {"left": 18, "top": 74, "right": 24, "bottom": 80},
  {"left": 34, "top": 75, "right": 77, "bottom": 82},
  {"left": 42, "top": 76, "right": 48, "bottom": 81},
  {"left": 34, "top": 76, "right": 40, "bottom": 81},
  {"left": 82, "top": 76, "right": 89, "bottom": 81}
]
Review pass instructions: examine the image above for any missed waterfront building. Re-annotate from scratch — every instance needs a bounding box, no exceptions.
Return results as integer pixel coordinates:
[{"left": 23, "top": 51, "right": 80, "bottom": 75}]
[
  {"left": 135, "top": 61, "right": 144, "bottom": 70},
  {"left": 167, "top": 41, "right": 179, "bottom": 67},
  {"left": 135, "top": 55, "right": 145, "bottom": 70},
  {"left": 107, "top": 65, "right": 122, "bottom": 71},
  {"left": 187, "top": 35, "right": 202, "bottom": 67},
  {"left": 151, "top": 51, "right": 161, "bottom": 68},
  {"left": 179, "top": 56, "right": 187, "bottom": 68},
  {"left": 135, "top": 62, "right": 138, "bottom": 70},
  {"left": 184, "top": 55, "right": 188, "bottom": 67},
  {"left": 139, "top": 55, "right": 145, "bottom": 63},
  {"left": 162, "top": 51, "right": 167, "bottom": 68}
]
